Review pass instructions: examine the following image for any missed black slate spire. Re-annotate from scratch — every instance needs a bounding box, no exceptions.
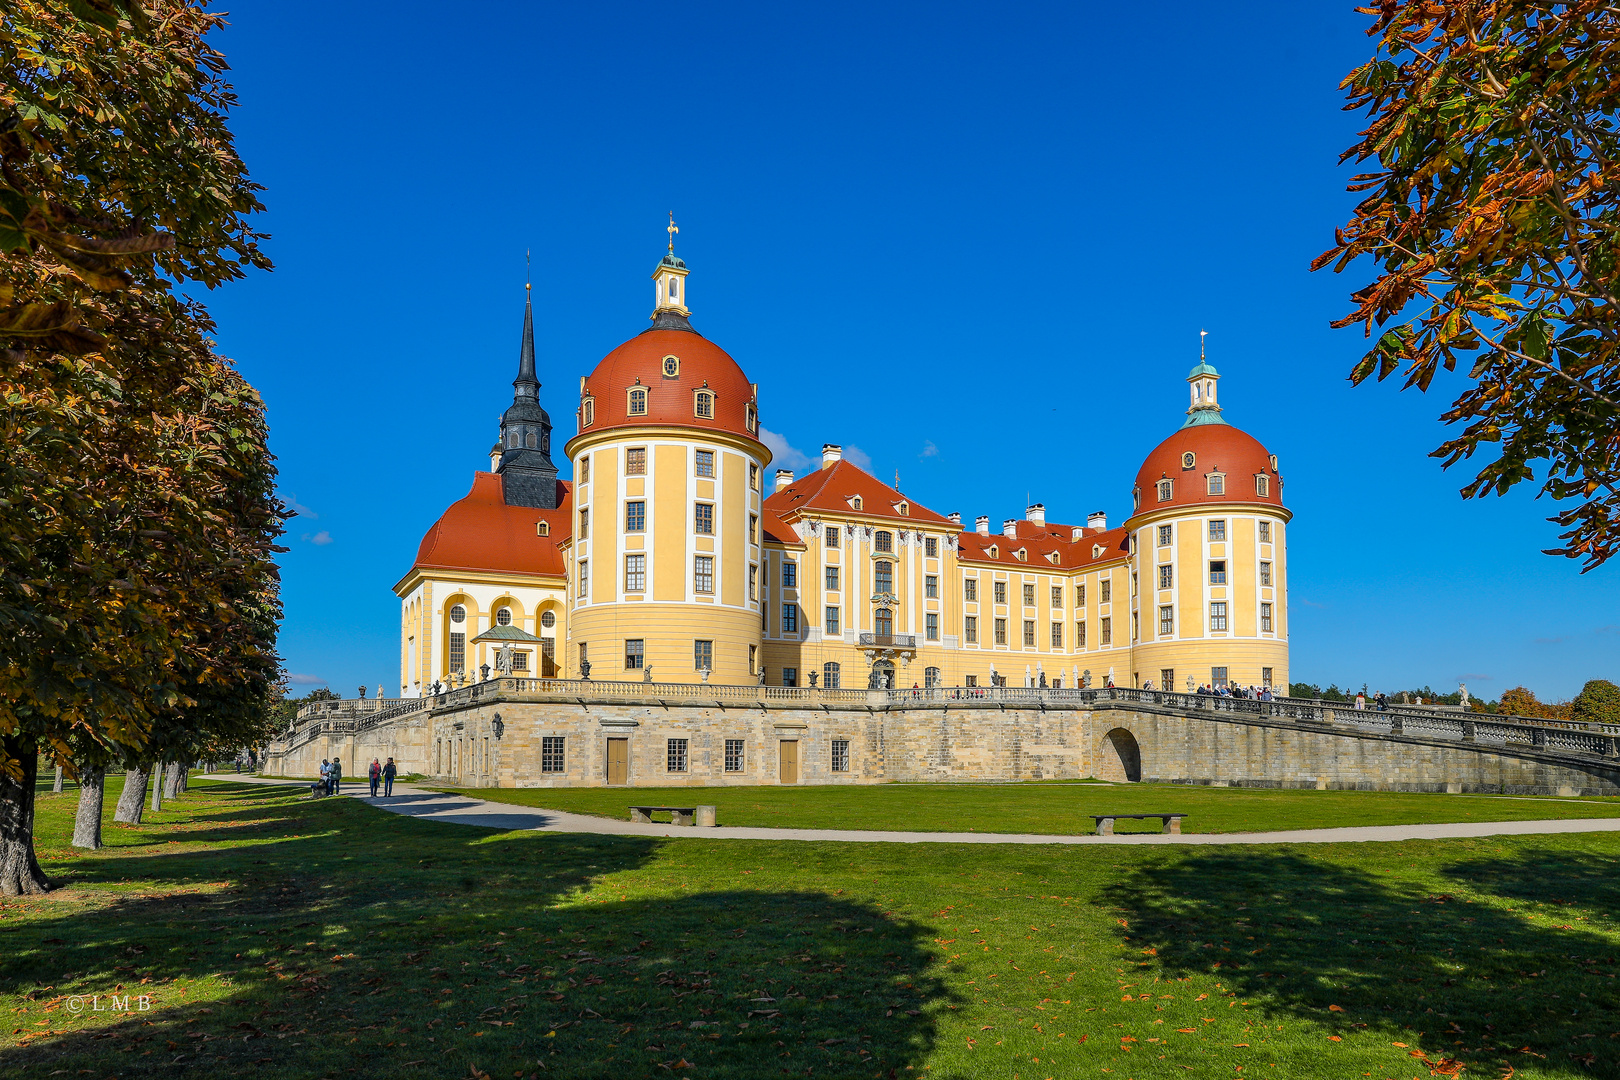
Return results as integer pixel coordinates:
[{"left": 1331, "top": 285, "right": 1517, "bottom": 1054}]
[{"left": 495, "top": 285, "right": 559, "bottom": 509}]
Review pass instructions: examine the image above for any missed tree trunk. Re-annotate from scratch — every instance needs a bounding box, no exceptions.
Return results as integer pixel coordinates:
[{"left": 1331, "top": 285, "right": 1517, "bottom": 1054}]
[
  {"left": 151, "top": 761, "right": 164, "bottom": 814},
  {"left": 52, "top": 765, "right": 63, "bottom": 793},
  {"left": 163, "top": 761, "right": 181, "bottom": 798},
  {"left": 72, "top": 767, "right": 105, "bottom": 849},
  {"left": 177, "top": 763, "right": 188, "bottom": 793},
  {"left": 0, "top": 734, "right": 52, "bottom": 895},
  {"left": 114, "top": 767, "right": 148, "bottom": 825}
]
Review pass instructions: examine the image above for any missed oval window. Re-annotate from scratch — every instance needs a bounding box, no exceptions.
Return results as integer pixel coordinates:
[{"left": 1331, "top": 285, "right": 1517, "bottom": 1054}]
[
  {"left": 540, "top": 610, "right": 556, "bottom": 629},
  {"left": 662, "top": 355, "right": 680, "bottom": 377},
  {"left": 496, "top": 607, "right": 512, "bottom": 626},
  {"left": 1181, "top": 451, "right": 1196, "bottom": 470},
  {"left": 450, "top": 605, "right": 466, "bottom": 624}
]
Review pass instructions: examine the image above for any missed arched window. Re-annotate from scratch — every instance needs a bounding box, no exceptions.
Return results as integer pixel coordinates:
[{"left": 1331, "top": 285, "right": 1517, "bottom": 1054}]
[
  {"left": 628, "top": 388, "right": 647, "bottom": 415},
  {"left": 875, "top": 608, "right": 893, "bottom": 636},
  {"left": 1157, "top": 479, "right": 1173, "bottom": 502},
  {"left": 582, "top": 398, "right": 594, "bottom": 427},
  {"left": 874, "top": 561, "right": 893, "bottom": 594},
  {"left": 669, "top": 278, "right": 678, "bottom": 299},
  {"left": 745, "top": 404, "right": 757, "bottom": 432},
  {"left": 507, "top": 429, "right": 519, "bottom": 448},
  {"left": 874, "top": 530, "right": 893, "bottom": 553},
  {"left": 694, "top": 390, "right": 714, "bottom": 418},
  {"left": 925, "top": 666, "right": 941, "bottom": 688},
  {"left": 496, "top": 607, "right": 512, "bottom": 626},
  {"left": 823, "top": 661, "right": 841, "bottom": 689},
  {"left": 525, "top": 429, "right": 537, "bottom": 449}
]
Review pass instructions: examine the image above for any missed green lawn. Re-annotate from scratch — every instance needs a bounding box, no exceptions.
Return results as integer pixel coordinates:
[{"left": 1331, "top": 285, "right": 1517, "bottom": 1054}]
[
  {"left": 4, "top": 776, "right": 1619, "bottom": 1079},
  {"left": 425, "top": 779, "right": 1620, "bottom": 834}
]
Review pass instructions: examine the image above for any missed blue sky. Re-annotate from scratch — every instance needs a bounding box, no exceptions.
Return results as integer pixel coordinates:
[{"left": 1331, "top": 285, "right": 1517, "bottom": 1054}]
[{"left": 205, "top": 1, "right": 1618, "bottom": 702}]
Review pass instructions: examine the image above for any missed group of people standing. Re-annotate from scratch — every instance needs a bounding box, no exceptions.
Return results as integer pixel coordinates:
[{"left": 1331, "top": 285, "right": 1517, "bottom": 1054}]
[
  {"left": 1194, "top": 683, "right": 1276, "bottom": 700},
  {"left": 317, "top": 756, "right": 397, "bottom": 796}
]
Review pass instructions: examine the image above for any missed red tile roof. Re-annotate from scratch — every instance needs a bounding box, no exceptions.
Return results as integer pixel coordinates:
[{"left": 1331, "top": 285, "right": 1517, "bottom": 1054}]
[
  {"left": 955, "top": 521, "right": 1128, "bottom": 569},
  {"left": 1132, "top": 422, "right": 1283, "bottom": 515},
  {"left": 764, "top": 460, "right": 952, "bottom": 526},
  {"left": 577, "top": 328, "right": 762, "bottom": 445},
  {"left": 409, "top": 473, "right": 572, "bottom": 580}
]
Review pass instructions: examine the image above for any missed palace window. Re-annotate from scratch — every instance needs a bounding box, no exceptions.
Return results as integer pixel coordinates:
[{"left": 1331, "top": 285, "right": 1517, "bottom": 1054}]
[
  {"left": 964, "top": 616, "right": 978, "bottom": 644},
  {"left": 1100, "top": 617, "right": 1112, "bottom": 645},
  {"left": 1182, "top": 451, "right": 1196, "bottom": 470},
  {"left": 578, "top": 508, "right": 589, "bottom": 539},
  {"left": 1076, "top": 583, "right": 1086, "bottom": 606},
  {"left": 1255, "top": 474, "right": 1269, "bottom": 497},
  {"left": 1210, "top": 602, "right": 1229, "bottom": 631},
  {"left": 875, "top": 530, "right": 893, "bottom": 553},
  {"left": 1212, "top": 666, "right": 1229, "bottom": 689},
  {"left": 578, "top": 456, "right": 591, "bottom": 483},
  {"left": 1261, "top": 602, "right": 1274, "bottom": 633},
  {"left": 897, "top": 502, "right": 910, "bottom": 516},
  {"left": 1209, "top": 560, "right": 1227, "bottom": 585},
  {"left": 783, "top": 560, "right": 797, "bottom": 588},
  {"left": 850, "top": 496, "right": 863, "bottom": 510},
  {"left": 1051, "top": 621, "right": 1063, "bottom": 648},
  {"left": 1208, "top": 519, "right": 1226, "bottom": 541},
  {"left": 577, "top": 563, "right": 588, "bottom": 598},
  {"left": 925, "top": 575, "right": 938, "bottom": 598},
  {"left": 748, "top": 644, "right": 756, "bottom": 674},
  {"left": 625, "top": 500, "right": 645, "bottom": 531},
  {"left": 782, "top": 604, "right": 798, "bottom": 635},
  {"left": 1076, "top": 620, "right": 1086, "bottom": 648},
  {"left": 1051, "top": 585, "right": 1063, "bottom": 608},
  {"left": 926, "top": 613, "right": 939, "bottom": 640},
  {"left": 749, "top": 462, "right": 759, "bottom": 490},
  {"left": 694, "top": 391, "right": 715, "bottom": 419},
  {"left": 1258, "top": 521, "right": 1272, "bottom": 543},
  {"left": 1262, "top": 667, "right": 1273, "bottom": 688},
  {"left": 694, "top": 502, "right": 714, "bottom": 535},
  {"left": 746, "top": 403, "right": 757, "bottom": 433},
  {"left": 1022, "top": 583, "right": 1035, "bottom": 606},
  {"left": 725, "top": 739, "right": 744, "bottom": 772},
  {"left": 581, "top": 398, "right": 594, "bottom": 427},
  {"left": 993, "top": 581, "right": 1007, "bottom": 605},
  {"left": 541, "top": 737, "right": 564, "bottom": 773},
  {"left": 1260, "top": 561, "right": 1272, "bottom": 586},
  {"left": 449, "top": 632, "right": 465, "bottom": 674},
  {"left": 874, "top": 608, "right": 892, "bottom": 636},
  {"left": 749, "top": 513, "right": 757, "bottom": 543},
  {"left": 625, "top": 639, "right": 644, "bottom": 669},
  {"left": 825, "top": 606, "right": 840, "bottom": 635},
  {"left": 537, "top": 519, "right": 549, "bottom": 537},
  {"left": 825, "top": 566, "right": 839, "bottom": 590},
  {"left": 692, "top": 449, "right": 714, "bottom": 478},
  {"left": 925, "top": 537, "right": 938, "bottom": 557},
  {"left": 626, "top": 447, "right": 646, "bottom": 475},
  {"left": 874, "top": 561, "right": 893, "bottom": 594},
  {"left": 1207, "top": 473, "right": 1225, "bottom": 495},
  {"left": 1100, "top": 579, "right": 1112, "bottom": 603},
  {"left": 1158, "top": 524, "right": 1172, "bottom": 546},
  {"left": 823, "top": 661, "right": 841, "bottom": 689},
  {"left": 694, "top": 639, "right": 713, "bottom": 670},
  {"left": 831, "top": 739, "right": 850, "bottom": 772},
  {"left": 964, "top": 577, "right": 977, "bottom": 602},
  {"left": 541, "top": 610, "right": 556, "bottom": 629},
  {"left": 785, "top": 667, "right": 800, "bottom": 688},
  {"left": 994, "top": 618, "right": 1007, "bottom": 645},
  {"left": 667, "top": 738, "right": 688, "bottom": 773},
  {"left": 965, "top": 675, "right": 978, "bottom": 688},
  {"left": 1157, "top": 479, "right": 1173, "bottom": 502},
  {"left": 1133, "top": 611, "right": 1140, "bottom": 640},
  {"left": 496, "top": 607, "right": 512, "bottom": 626},
  {"left": 1159, "top": 605, "right": 1174, "bottom": 635},
  {"left": 1158, "top": 564, "right": 1173, "bottom": 589},
  {"left": 825, "top": 526, "right": 839, "bottom": 548},
  {"left": 694, "top": 555, "right": 714, "bottom": 594},
  {"left": 663, "top": 355, "right": 679, "bottom": 377},
  {"left": 627, "top": 387, "right": 648, "bottom": 415},
  {"left": 625, "top": 554, "right": 646, "bottom": 592}
]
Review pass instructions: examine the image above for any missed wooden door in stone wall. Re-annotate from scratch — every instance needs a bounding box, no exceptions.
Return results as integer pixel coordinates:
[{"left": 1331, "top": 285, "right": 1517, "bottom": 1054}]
[
  {"left": 607, "top": 738, "right": 628, "bottom": 785},
  {"left": 779, "top": 740, "right": 799, "bottom": 784}
]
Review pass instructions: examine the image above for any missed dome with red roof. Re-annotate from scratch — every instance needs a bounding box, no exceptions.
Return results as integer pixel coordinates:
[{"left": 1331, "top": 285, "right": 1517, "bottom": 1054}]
[
  {"left": 1131, "top": 363, "right": 1283, "bottom": 514},
  {"left": 575, "top": 322, "right": 759, "bottom": 442}
]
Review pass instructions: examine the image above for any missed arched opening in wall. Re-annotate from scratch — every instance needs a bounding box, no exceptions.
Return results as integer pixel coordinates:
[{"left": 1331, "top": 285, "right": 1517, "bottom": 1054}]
[
  {"left": 1098, "top": 727, "right": 1142, "bottom": 783},
  {"left": 869, "top": 659, "right": 895, "bottom": 690}
]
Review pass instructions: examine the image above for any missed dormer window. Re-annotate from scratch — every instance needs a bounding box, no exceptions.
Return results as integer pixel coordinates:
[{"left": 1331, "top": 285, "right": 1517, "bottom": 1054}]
[
  {"left": 694, "top": 390, "right": 714, "bottom": 419},
  {"left": 662, "top": 355, "right": 680, "bottom": 378},
  {"left": 745, "top": 403, "right": 758, "bottom": 432},
  {"left": 1206, "top": 472, "right": 1226, "bottom": 496},
  {"left": 536, "top": 520, "right": 550, "bottom": 537},
  {"left": 581, "top": 397, "right": 594, "bottom": 427},
  {"left": 1255, "top": 474, "right": 1269, "bottom": 497},
  {"left": 1157, "top": 479, "right": 1173, "bottom": 502},
  {"left": 1046, "top": 552, "right": 1060, "bottom": 565},
  {"left": 1014, "top": 548, "right": 1027, "bottom": 562},
  {"left": 628, "top": 387, "right": 648, "bottom": 416},
  {"left": 1092, "top": 544, "right": 1104, "bottom": 559},
  {"left": 850, "top": 496, "right": 863, "bottom": 511},
  {"left": 897, "top": 501, "right": 909, "bottom": 516},
  {"left": 987, "top": 545, "right": 998, "bottom": 559}
]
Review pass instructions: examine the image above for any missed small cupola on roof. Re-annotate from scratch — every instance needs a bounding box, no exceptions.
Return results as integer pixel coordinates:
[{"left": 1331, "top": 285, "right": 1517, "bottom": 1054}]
[
  {"left": 650, "top": 211, "right": 691, "bottom": 328},
  {"left": 1184, "top": 329, "right": 1227, "bottom": 429},
  {"left": 495, "top": 281, "right": 560, "bottom": 509}
]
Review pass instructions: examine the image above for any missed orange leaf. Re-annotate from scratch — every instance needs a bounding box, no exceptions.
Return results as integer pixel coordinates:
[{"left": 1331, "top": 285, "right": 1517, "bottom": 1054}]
[
  {"left": 1329, "top": 1004, "right": 1345, "bottom": 1013},
  {"left": 1393, "top": 1042, "right": 1409, "bottom": 1048},
  {"left": 1177, "top": 1028, "right": 1196, "bottom": 1033},
  {"left": 1328, "top": 1036, "right": 1343, "bottom": 1042}
]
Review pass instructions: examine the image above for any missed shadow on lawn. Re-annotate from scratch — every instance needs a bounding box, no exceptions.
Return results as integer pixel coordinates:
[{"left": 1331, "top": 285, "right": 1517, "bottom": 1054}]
[
  {"left": 1106, "top": 848, "right": 1620, "bottom": 1078},
  {"left": 3, "top": 785, "right": 949, "bottom": 1079}
]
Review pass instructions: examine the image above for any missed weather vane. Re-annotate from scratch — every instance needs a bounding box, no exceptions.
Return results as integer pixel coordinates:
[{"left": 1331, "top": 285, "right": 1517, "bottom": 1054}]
[
  {"left": 525, "top": 248, "right": 531, "bottom": 293},
  {"left": 1199, "top": 328, "right": 1208, "bottom": 361},
  {"left": 667, "top": 212, "right": 679, "bottom": 254}
]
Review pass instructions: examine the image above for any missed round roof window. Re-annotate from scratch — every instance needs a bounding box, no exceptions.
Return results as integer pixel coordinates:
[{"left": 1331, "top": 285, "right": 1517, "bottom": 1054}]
[{"left": 450, "top": 604, "right": 466, "bottom": 624}]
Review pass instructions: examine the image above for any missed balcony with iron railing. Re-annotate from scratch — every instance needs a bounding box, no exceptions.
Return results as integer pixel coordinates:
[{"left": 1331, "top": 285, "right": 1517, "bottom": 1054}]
[{"left": 857, "top": 632, "right": 917, "bottom": 649}]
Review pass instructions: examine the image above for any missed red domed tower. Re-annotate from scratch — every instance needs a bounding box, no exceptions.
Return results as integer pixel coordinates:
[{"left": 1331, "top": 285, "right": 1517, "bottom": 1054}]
[
  {"left": 560, "top": 224, "right": 771, "bottom": 685},
  {"left": 1124, "top": 355, "right": 1290, "bottom": 693}
]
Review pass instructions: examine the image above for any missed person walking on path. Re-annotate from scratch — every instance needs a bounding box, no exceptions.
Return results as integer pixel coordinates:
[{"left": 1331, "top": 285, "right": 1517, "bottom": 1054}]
[
  {"left": 382, "top": 757, "right": 397, "bottom": 797},
  {"left": 368, "top": 758, "right": 382, "bottom": 797}
]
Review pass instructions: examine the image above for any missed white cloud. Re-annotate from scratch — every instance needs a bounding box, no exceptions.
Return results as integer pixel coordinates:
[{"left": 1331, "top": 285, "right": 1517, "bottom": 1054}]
[
  {"left": 286, "top": 673, "right": 328, "bottom": 686},
  {"left": 282, "top": 492, "right": 317, "bottom": 520},
  {"left": 758, "top": 426, "right": 813, "bottom": 471},
  {"left": 301, "top": 530, "right": 334, "bottom": 546},
  {"left": 843, "top": 445, "right": 872, "bottom": 471},
  {"left": 919, "top": 440, "right": 939, "bottom": 459}
]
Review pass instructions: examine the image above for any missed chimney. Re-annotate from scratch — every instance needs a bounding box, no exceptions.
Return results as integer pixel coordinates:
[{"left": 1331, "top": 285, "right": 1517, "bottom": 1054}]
[
  {"left": 821, "top": 444, "right": 842, "bottom": 470},
  {"left": 975, "top": 515, "right": 990, "bottom": 536},
  {"left": 1087, "top": 511, "right": 1107, "bottom": 531},
  {"left": 1026, "top": 503, "right": 1045, "bottom": 527},
  {"left": 775, "top": 469, "right": 794, "bottom": 492},
  {"left": 1002, "top": 518, "right": 1019, "bottom": 539},
  {"left": 947, "top": 511, "right": 962, "bottom": 526}
]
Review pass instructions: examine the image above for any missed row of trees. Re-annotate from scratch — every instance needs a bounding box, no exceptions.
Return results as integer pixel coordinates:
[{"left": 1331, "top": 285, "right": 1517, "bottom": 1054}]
[
  {"left": 1287, "top": 679, "right": 1620, "bottom": 723},
  {"left": 1, "top": 2, "right": 282, "bottom": 893}
]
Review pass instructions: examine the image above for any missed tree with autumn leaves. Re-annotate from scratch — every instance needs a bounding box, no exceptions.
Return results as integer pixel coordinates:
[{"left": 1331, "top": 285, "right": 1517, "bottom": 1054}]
[
  {"left": 1319, "top": 1, "right": 1620, "bottom": 569},
  {"left": 0, "top": 1, "right": 281, "bottom": 893}
]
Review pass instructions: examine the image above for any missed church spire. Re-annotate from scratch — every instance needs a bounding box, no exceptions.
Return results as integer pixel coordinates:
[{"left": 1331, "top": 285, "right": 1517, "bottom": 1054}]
[
  {"left": 495, "top": 277, "right": 559, "bottom": 508},
  {"left": 514, "top": 281, "right": 539, "bottom": 401}
]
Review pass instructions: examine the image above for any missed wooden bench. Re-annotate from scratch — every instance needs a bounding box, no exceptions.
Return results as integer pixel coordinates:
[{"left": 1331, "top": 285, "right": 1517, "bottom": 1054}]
[
  {"left": 1092, "top": 813, "right": 1187, "bottom": 836},
  {"left": 629, "top": 804, "right": 717, "bottom": 827}
]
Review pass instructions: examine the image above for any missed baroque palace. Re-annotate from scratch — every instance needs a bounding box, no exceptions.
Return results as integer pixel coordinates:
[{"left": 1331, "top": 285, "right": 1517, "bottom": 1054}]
[{"left": 394, "top": 236, "right": 1290, "bottom": 700}]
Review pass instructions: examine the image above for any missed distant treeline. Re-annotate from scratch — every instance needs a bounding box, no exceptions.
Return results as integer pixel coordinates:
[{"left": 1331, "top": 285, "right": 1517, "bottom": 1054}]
[{"left": 1287, "top": 681, "right": 1619, "bottom": 725}]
